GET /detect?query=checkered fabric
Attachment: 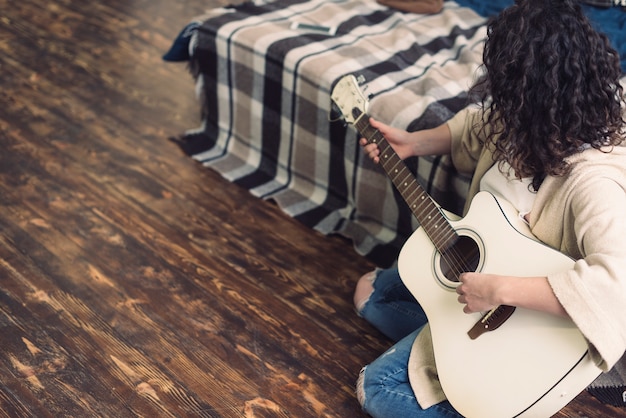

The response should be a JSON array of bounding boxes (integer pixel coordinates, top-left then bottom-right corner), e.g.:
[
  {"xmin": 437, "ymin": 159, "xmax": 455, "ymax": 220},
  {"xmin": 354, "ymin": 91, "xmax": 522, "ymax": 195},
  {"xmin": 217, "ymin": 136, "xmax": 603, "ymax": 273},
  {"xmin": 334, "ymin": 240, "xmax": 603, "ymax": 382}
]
[{"xmin": 178, "ymin": 0, "xmax": 486, "ymax": 266}]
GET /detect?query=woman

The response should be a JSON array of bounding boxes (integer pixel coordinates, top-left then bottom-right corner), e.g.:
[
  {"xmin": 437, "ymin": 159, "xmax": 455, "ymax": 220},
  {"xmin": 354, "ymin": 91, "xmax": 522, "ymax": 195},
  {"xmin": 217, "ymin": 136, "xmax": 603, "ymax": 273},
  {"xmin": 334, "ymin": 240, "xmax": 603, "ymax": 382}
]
[{"xmin": 354, "ymin": 0, "xmax": 626, "ymax": 416}]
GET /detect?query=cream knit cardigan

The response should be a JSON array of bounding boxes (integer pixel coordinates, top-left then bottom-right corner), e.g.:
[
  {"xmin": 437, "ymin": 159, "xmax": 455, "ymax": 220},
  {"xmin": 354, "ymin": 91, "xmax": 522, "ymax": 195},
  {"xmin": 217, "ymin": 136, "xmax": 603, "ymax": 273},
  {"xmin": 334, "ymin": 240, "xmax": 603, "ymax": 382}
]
[{"xmin": 408, "ymin": 107, "xmax": 626, "ymax": 408}]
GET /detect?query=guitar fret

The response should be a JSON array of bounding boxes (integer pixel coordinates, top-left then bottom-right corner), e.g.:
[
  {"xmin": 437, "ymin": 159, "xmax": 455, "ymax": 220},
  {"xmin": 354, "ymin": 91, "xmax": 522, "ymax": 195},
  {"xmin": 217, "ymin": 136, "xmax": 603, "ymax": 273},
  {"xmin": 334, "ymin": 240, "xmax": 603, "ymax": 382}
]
[
  {"xmin": 422, "ymin": 205, "xmax": 440, "ymax": 223},
  {"xmin": 429, "ymin": 221, "xmax": 449, "ymax": 243},
  {"xmin": 396, "ymin": 171, "xmax": 414, "ymax": 194},
  {"xmin": 408, "ymin": 190, "xmax": 433, "ymax": 217},
  {"xmin": 404, "ymin": 186, "xmax": 420, "ymax": 204},
  {"xmin": 388, "ymin": 158, "xmax": 400, "ymax": 175}
]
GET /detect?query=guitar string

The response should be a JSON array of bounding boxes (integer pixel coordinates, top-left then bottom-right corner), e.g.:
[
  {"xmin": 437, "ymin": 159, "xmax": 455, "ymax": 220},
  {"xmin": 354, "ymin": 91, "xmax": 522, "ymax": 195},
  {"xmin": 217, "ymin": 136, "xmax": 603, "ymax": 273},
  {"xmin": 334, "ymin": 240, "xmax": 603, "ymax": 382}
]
[
  {"xmin": 374, "ymin": 140, "xmax": 479, "ymax": 279},
  {"xmin": 356, "ymin": 116, "xmax": 477, "ymax": 280},
  {"xmin": 347, "ymin": 99, "xmax": 502, "ymax": 326}
]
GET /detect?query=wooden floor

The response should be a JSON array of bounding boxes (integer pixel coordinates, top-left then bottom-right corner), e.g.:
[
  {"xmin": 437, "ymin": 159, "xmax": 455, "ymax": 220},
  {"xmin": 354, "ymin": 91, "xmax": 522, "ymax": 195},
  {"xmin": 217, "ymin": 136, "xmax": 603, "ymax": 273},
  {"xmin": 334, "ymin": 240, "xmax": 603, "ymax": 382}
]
[{"xmin": 1, "ymin": 0, "xmax": 624, "ymax": 417}]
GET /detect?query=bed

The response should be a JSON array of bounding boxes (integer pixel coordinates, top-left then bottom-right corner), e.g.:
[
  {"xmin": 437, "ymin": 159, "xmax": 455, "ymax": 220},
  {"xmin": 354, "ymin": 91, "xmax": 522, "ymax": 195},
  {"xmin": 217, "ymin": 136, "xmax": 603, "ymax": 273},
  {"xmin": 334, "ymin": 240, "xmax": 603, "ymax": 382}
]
[{"xmin": 167, "ymin": 0, "xmax": 626, "ymax": 267}]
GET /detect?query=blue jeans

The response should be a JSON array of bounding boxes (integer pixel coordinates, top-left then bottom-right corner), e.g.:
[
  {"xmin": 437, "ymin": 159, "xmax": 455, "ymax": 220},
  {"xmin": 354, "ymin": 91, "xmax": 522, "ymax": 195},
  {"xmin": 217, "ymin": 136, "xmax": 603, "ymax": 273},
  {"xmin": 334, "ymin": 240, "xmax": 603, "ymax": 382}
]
[{"xmin": 357, "ymin": 268, "xmax": 461, "ymax": 418}]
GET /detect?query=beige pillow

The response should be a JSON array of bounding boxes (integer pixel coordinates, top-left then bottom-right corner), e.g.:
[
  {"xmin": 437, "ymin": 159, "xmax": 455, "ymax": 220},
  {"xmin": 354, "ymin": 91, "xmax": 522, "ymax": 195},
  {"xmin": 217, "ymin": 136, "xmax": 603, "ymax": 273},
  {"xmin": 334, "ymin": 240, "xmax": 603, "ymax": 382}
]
[{"xmin": 377, "ymin": 0, "xmax": 444, "ymax": 14}]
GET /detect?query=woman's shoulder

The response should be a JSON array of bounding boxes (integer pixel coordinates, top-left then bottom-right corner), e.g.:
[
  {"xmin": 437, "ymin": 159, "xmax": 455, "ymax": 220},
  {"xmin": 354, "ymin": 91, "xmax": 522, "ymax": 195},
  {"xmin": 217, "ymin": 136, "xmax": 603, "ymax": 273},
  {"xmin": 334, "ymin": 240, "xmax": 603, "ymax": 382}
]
[
  {"xmin": 539, "ymin": 146, "xmax": 626, "ymax": 202},
  {"xmin": 560, "ymin": 146, "xmax": 626, "ymax": 200},
  {"xmin": 567, "ymin": 144, "xmax": 626, "ymax": 169}
]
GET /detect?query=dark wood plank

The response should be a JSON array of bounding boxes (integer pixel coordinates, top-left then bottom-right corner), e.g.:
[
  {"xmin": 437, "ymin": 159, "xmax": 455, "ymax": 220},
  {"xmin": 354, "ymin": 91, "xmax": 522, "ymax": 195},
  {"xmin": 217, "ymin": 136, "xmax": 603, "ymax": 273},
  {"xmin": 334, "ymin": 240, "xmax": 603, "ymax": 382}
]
[
  {"xmin": 0, "ymin": 0, "xmax": 624, "ymax": 417},
  {"xmin": 0, "ymin": 1, "xmax": 388, "ymax": 416}
]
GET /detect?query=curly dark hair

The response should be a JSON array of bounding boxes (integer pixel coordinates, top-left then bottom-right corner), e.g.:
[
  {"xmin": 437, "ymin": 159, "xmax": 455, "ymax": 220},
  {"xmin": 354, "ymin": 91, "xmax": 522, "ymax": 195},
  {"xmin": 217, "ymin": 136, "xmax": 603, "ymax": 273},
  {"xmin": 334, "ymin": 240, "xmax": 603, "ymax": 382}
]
[{"xmin": 472, "ymin": 0, "xmax": 625, "ymax": 190}]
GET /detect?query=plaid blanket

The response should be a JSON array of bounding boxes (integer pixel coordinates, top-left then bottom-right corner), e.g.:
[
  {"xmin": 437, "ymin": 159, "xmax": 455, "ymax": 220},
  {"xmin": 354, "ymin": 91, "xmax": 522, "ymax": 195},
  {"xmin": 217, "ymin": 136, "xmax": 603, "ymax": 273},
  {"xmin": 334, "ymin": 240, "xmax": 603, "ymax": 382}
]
[{"xmin": 176, "ymin": 0, "xmax": 491, "ymax": 267}]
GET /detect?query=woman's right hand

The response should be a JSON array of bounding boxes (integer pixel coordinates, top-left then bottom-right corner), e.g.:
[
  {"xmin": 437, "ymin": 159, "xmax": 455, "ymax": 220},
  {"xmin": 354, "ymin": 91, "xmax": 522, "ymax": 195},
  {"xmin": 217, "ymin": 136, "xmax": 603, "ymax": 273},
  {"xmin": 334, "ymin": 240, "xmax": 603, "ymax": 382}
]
[{"xmin": 359, "ymin": 117, "xmax": 416, "ymax": 164}]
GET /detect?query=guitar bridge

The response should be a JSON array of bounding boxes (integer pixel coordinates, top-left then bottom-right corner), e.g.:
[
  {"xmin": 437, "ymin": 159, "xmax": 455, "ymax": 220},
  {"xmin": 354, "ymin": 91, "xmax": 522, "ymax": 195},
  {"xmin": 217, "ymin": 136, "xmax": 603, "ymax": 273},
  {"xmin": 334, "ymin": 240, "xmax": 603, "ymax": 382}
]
[{"xmin": 467, "ymin": 305, "xmax": 516, "ymax": 340}]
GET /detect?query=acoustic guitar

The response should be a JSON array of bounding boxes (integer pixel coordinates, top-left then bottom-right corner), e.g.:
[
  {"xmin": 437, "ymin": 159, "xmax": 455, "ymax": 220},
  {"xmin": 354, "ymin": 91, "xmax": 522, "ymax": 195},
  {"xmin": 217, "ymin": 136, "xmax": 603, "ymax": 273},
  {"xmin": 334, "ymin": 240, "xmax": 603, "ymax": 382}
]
[{"xmin": 331, "ymin": 74, "xmax": 601, "ymax": 418}]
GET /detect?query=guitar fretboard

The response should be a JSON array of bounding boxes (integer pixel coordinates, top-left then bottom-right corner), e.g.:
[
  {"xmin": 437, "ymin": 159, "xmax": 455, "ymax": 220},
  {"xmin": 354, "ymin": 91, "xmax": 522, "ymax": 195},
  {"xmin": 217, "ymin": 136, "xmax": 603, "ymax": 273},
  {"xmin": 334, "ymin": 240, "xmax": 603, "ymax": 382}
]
[{"xmin": 353, "ymin": 110, "xmax": 458, "ymax": 253}]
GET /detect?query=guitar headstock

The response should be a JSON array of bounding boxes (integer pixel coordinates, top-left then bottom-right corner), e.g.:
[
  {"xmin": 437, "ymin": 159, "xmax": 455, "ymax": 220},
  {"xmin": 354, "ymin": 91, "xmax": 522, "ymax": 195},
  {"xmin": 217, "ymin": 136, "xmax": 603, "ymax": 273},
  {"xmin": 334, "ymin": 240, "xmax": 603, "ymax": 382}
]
[{"xmin": 331, "ymin": 75, "xmax": 369, "ymax": 125}]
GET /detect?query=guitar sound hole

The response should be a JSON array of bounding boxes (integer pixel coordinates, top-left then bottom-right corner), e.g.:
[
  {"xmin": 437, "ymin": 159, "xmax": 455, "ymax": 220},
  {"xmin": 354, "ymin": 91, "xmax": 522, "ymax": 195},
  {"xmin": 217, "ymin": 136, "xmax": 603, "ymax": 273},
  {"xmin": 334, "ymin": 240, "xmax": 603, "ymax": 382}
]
[{"xmin": 439, "ymin": 235, "xmax": 481, "ymax": 283}]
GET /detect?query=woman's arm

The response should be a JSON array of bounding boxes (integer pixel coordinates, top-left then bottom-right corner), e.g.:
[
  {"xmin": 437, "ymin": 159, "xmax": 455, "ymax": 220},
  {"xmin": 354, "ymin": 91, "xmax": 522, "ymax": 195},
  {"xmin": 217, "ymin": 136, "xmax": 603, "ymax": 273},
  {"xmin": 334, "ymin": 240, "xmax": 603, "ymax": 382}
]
[
  {"xmin": 456, "ymin": 273, "xmax": 568, "ymax": 317},
  {"xmin": 360, "ymin": 118, "xmax": 452, "ymax": 163}
]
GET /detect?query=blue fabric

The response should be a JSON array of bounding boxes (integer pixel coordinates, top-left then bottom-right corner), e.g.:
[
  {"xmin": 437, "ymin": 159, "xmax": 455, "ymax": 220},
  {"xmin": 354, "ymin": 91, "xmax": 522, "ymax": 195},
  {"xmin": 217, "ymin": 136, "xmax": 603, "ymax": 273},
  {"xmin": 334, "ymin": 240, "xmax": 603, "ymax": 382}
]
[
  {"xmin": 582, "ymin": 4, "xmax": 626, "ymax": 72},
  {"xmin": 162, "ymin": 21, "xmax": 201, "ymax": 61},
  {"xmin": 454, "ymin": 0, "xmax": 626, "ymax": 73},
  {"xmin": 357, "ymin": 268, "xmax": 427, "ymax": 342},
  {"xmin": 359, "ymin": 328, "xmax": 462, "ymax": 418},
  {"xmin": 357, "ymin": 270, "xmax": 462, "ymax": 417}
]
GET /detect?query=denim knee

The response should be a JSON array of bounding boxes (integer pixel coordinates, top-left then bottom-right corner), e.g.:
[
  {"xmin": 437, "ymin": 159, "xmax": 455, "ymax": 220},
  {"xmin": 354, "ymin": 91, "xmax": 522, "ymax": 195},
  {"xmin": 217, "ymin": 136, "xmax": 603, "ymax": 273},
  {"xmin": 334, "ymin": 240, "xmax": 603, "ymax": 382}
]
[
  {"xmin": 357, "ymin": 268, "xmax": 427, "ymax": 342},
  {"xmin": 356, "ymin": 331, "xmax": 420, "ymax": 417},
  {"xmin": 357, "ymin": 356, "xmax": 461, "ymax": 418}
]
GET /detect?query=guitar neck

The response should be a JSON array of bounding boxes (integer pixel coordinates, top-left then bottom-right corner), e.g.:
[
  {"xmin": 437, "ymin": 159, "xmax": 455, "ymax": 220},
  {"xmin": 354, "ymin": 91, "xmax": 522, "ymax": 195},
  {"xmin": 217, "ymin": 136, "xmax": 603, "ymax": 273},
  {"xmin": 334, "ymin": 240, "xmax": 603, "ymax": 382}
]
[{"xmin": 353, "ymin": 112, "xmax": 457, "ymax": 253}]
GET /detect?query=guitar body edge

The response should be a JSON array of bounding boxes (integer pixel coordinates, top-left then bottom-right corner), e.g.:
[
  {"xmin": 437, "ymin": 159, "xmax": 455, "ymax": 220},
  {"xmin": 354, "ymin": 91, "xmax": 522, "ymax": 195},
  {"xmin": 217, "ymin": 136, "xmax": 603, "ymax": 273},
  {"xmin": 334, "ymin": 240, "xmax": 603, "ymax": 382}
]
[{"xmin": 398, "ymin": 191, "xmax": 601, "ymax": 418}]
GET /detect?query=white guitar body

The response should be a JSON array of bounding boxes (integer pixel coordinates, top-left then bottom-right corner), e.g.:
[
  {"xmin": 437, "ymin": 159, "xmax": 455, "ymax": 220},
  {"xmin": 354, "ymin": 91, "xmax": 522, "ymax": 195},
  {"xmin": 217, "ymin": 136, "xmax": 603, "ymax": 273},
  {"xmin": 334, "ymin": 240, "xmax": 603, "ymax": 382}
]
[{"xmin": 398, "ymin": 191, "xmax": 601, "ymax": 418}]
